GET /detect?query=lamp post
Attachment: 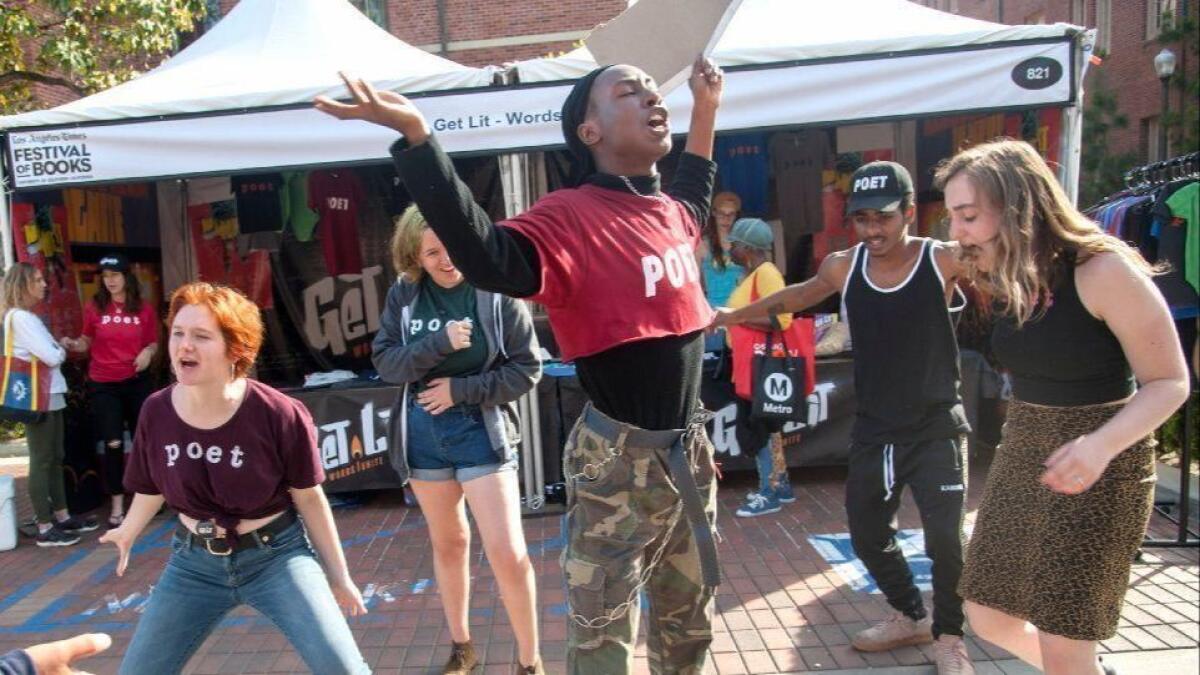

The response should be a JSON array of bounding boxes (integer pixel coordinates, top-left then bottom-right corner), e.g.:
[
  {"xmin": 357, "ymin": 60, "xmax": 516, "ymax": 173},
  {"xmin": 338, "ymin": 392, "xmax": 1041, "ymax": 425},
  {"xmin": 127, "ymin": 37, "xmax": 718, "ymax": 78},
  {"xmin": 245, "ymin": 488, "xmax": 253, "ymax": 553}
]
[{"xmin": 1154, "ymin": 47, "xmax": 1177, "ymax": 161}]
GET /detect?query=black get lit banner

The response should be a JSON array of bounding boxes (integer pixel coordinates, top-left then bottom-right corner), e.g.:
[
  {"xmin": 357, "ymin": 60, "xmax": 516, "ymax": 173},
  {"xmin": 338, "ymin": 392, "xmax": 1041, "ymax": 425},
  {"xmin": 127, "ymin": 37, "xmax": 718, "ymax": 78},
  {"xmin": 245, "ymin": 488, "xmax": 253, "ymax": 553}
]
[{"xmin": 290, "ymin": 385, "xmax": 402, "ymax": 494}]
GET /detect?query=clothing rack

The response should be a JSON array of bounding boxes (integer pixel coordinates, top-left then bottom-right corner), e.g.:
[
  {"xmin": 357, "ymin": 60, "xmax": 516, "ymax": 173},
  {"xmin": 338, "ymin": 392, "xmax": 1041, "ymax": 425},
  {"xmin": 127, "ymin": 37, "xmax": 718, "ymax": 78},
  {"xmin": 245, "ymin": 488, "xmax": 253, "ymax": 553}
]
[
  {"xmin": 1123, "ymin": 151, "xmax": 1200, "ymax": 191},
  {"xmin": 1126, "ymin": 152, "xmax": 1200, "ymax": 550}
]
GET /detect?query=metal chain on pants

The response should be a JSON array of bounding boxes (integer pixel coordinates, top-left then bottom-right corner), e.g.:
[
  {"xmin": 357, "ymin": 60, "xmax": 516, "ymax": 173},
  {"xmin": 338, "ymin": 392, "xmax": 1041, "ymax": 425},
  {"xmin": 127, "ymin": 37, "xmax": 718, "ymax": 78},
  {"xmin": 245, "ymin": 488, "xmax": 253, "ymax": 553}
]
[{"xmin": 565, "ymin": 418, "xmax": 709, "ymax": 630}]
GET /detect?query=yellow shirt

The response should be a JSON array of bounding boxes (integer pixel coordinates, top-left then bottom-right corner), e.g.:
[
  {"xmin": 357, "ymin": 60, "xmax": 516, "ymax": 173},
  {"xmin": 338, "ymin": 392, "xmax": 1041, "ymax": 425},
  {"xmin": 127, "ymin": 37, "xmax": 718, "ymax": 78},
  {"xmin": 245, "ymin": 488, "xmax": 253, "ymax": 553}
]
[{"xmin": 726, "ymin": 262, "xmax": 792, "ymax": 343}]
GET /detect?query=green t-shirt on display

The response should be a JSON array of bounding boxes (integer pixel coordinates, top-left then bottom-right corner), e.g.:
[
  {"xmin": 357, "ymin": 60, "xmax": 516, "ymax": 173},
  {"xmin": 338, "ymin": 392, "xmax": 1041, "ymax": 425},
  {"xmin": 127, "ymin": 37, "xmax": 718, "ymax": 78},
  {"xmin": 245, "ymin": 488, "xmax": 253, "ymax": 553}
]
[
  {"xmin": 406, "ymin": 278, "xmax": 489, "ymax": 380},
  {"xmin": 1166, "ymin": 182, "xmax": 1198, "ymax": 294},
  {"xmin": 282, "ymin": 170, "xmax": 320, "ymax": 242}
]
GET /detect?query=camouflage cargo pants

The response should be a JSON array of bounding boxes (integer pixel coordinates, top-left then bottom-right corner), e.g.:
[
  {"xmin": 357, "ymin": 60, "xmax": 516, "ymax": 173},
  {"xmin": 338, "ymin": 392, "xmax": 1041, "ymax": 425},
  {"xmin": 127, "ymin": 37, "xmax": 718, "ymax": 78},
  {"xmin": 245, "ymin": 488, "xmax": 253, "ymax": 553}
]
[{"xmin": 562, "ymin": 405, "xmax": 718, "ymax": 675}]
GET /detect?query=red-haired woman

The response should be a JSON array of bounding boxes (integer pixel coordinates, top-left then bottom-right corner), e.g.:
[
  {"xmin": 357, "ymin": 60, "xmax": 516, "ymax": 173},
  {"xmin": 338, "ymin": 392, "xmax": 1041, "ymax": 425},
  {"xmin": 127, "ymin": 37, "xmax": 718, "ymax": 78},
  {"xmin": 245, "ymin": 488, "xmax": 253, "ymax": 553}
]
[{"xmin": 99, "ymin": 282, "xmax": 369, "ymax": 675}]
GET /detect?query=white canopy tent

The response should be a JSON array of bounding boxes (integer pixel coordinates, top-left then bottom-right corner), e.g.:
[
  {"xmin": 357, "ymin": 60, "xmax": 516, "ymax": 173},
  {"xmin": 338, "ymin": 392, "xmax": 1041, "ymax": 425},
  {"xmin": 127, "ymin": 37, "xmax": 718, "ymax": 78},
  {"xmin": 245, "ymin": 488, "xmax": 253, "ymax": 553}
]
[
  {"xmin": 508, "ymin": 0, "xmax": 1092, "ymax": 199},
  {"xmin": 0, "ymin": 0, "xmax": 1095, "ymax": 265},
  {"xmin": 0, "ymin": 0, "xmax": 505, "ymax": 265}
]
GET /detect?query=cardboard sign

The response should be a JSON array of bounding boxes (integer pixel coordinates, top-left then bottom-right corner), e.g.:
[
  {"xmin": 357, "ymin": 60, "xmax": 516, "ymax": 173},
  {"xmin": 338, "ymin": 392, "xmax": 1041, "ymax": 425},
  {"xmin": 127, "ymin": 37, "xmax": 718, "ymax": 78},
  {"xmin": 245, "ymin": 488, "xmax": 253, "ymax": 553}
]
[{"xmin": 585, "ymin": 0, "xmax": 742, "ymax": 94}]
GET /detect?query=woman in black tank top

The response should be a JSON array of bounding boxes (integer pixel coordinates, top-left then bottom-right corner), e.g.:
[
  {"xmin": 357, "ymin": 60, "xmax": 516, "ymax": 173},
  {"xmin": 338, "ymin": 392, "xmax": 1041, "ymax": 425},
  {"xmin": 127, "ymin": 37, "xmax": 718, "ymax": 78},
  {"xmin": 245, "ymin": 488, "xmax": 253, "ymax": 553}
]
[{"xmin": 937, "ymin": 140, "xmax": 1189, "ymax": 675}]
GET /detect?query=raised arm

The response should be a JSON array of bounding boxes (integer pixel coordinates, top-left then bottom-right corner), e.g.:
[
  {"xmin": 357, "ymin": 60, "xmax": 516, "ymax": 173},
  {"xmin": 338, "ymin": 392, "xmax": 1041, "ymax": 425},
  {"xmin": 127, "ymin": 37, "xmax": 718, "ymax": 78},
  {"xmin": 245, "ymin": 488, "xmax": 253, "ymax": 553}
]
[
  {"xmin": 315, "ymin": 74, "xmax": 540, "ymax": 297},
  {"xmin": 667, "ymin": 56, "xmax": 722, "ymax": 224},
  {"xmin": 714, "ymin": 251, "xmax": 851, "ymax": 327}
]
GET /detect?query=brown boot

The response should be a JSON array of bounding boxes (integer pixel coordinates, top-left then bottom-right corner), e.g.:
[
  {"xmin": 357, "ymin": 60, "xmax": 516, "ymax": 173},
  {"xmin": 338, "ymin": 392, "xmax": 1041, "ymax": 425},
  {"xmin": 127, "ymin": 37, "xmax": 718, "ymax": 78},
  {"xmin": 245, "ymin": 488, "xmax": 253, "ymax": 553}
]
[
  {"xmin": 443, "ymin": 641, "xmax": 478, "ymax": 674},
  {"xmin": 515, "ymin": 658, "xmax": 544, "ymax": 675}
]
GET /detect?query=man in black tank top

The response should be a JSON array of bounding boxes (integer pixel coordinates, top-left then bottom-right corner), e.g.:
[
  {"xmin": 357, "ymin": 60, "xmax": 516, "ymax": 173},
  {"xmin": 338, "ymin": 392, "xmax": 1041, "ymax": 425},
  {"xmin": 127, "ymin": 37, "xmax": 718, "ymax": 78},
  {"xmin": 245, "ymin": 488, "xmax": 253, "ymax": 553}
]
[{"xmin": 715, "ymin": 162, "xmax": 975, "ymax": 675}]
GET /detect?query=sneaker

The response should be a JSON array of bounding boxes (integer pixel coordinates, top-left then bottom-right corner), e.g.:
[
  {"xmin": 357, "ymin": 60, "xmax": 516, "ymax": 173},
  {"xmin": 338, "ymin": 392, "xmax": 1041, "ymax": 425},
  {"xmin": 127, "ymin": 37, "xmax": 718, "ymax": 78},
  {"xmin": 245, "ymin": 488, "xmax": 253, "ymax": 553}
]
[
  {"xmin": 932, "ymin": 634, "xmax": 975, "ymax": 675},
  {"xmin": 443, "ymin": 641, "xmax": 478, "ymax": 674},
  {"xmin": 514, "ymin": 659, "xmax": 544, "ymax": 674},
  {"xmin": 774, "ymin": 479, "xmax": 796, "ymax": 503},
  {"xmin": 851, "ymin": 610, "xmax": 933, "ymax": 652},
  {"xmin": 736, "ymin": 490, "xmax": 782, "ymax": 517},
  {"xmin": 56, "ymin": 516, "xmax": 98, "ymax": 533},
  {"xmin": 36, "ymin": 525, "xmax": 81, "ymax": 547}
]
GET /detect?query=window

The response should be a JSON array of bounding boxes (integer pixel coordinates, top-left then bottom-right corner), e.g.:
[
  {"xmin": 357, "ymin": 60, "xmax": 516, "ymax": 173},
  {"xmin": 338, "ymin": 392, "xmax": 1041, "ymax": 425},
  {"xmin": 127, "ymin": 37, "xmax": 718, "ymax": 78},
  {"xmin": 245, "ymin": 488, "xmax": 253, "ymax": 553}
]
[
  {"xmin": 1146, "ymin": 0, "xmax": 1177, "ymax": 41},
  {"xmin": 350, "ymin": 0, "xmax": 388, "ymax": 30},
  {"xmin": 1142, "ymin": 116, "xmax": 1173, "ymax": 162},
  {"xmin": 1096, "ymin": 0, "xmax": 1112, "ymax": 53}
]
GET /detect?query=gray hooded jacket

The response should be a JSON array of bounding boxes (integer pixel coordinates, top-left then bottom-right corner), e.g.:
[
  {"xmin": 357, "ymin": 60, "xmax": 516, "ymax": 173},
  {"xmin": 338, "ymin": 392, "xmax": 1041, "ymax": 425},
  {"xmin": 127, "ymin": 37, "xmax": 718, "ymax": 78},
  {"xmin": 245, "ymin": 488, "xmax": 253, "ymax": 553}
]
[{"xmin": 372, "ymin": 279, "xmax": 541, "ymax": 485}]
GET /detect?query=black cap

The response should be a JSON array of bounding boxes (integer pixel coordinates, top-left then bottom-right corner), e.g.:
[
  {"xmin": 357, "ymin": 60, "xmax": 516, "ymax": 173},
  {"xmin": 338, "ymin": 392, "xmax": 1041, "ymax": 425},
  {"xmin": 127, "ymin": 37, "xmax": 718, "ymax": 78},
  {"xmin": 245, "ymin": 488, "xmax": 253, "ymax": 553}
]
[
  {"xmin": 846, "ymin": 161, "xmax": 914, "ymax": 213},
  {"xmin": 97, "ymin": 253, "xmax": 129, "ymax": 273}
]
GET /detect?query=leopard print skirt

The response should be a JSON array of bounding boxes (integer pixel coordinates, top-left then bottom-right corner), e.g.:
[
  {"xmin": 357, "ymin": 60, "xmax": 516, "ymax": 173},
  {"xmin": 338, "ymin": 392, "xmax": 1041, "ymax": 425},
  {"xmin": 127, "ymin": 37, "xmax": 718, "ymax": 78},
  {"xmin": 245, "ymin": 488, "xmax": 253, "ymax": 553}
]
[{"xmin": 959, "ymin": 399, "xmax": 1155, "ymax": 641}]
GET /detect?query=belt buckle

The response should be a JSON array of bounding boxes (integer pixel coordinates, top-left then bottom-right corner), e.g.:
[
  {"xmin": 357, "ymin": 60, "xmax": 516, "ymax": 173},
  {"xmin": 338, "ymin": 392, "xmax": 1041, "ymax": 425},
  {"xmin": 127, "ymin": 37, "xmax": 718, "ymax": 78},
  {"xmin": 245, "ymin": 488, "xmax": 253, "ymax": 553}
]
[
  {"xmin": 196, "ymin": 520, "xmax": 232, "ymax": 556},
  {"xmin": 203, "ymin": 537, "xmax": 233, "ymax": 556}
]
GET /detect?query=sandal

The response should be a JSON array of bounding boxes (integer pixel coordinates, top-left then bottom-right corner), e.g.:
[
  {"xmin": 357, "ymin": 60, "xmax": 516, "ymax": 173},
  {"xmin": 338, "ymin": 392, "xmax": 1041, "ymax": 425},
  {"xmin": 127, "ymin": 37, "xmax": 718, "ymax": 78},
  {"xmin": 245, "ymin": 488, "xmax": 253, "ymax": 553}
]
[{"xmin": 107, "ymin": 513, "xmax": 125, "ymax": 528}]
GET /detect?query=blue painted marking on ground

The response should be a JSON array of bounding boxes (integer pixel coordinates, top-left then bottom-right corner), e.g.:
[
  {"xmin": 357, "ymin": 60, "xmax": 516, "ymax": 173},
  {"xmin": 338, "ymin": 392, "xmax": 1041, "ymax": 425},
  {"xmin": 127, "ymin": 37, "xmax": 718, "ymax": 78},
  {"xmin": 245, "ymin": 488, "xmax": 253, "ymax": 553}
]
[
  {"xmin": 0, "ymin": 548, "xmax": 91, "ymax": 613},
  {"xmin": 807, "ymin": 529, "xmax": 934, "ymax": 593},
  {"xmin": 0, "ymin": 511, "xmax": 553, "ymax": 635}
]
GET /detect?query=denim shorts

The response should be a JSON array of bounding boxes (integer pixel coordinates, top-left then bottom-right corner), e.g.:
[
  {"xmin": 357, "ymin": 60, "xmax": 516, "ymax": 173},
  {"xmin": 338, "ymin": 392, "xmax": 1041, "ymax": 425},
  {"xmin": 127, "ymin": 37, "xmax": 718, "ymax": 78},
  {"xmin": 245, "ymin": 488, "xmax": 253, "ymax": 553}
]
[{"xmin": 406, "ymin": 399, "xmax": 516, "ymax": 482}]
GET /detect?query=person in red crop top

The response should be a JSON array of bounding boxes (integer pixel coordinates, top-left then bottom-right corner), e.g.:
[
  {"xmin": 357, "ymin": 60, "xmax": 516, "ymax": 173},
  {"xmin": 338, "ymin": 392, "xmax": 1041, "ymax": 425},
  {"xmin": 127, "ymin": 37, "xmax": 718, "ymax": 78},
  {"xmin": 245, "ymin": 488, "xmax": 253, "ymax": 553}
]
[
  {"xmin": 98, "ymin": 283, "xmax": 368, "ymax": 675},
  {"xmin": 317, "ymin": 57, "xmax": 724, "ymax": 674},
  {"xmin": 62, "ymin": 253, "xmax": 158, "ymax": 528}
]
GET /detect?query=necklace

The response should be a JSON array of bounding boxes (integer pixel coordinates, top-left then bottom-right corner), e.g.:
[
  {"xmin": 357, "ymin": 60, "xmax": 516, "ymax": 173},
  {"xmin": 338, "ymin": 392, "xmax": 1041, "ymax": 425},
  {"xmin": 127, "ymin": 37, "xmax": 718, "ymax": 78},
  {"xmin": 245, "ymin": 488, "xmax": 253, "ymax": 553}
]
[{"xmin": 618, "ymin": 175, "xmax": 664, "ymax": 200}]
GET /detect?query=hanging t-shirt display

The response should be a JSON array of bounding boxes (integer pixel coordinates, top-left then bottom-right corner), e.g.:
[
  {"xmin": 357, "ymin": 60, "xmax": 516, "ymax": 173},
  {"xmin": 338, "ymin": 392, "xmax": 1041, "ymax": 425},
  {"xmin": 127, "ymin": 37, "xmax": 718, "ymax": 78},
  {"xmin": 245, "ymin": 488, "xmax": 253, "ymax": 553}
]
[
  {"xmin": 308, "ymin": 170, "xmax": 365, "ymax": 276},
  {"xmin": 282, "ymin": 171, "xmax": 320, "ymax": 242},
  {"xmin": 1150, "ymin": 180, "xmax": 1199, "ymax": 318},
  {"xmin": 189, "ymin": 201, "xmax": 274, "ymax": 310},
  {"xmin": 232, "ymin": 174, "xmax": 284, "ymax": 233},
  {"xmin": 1166, "ymin": 182, "xmax": 1198, "ymax": 294},
  {"xmin": 770, "ymin": 130, "xmax": 832, "ymax": 235},
  {"xmin": 715, "ymin": 133, "xmax": 769, "ymax": 216},
  {"xmin": 406, "ymin": 278, "xmax": 488, "ymax": 381}
]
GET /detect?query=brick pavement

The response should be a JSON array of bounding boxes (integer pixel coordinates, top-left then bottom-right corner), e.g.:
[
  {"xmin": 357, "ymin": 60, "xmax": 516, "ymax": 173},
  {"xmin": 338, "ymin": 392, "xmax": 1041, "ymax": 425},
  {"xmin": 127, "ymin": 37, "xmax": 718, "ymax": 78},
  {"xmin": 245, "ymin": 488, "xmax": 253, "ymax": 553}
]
[{"xmin": 0, "ymin": 456, "xmax": 1196, "ymax": 674}]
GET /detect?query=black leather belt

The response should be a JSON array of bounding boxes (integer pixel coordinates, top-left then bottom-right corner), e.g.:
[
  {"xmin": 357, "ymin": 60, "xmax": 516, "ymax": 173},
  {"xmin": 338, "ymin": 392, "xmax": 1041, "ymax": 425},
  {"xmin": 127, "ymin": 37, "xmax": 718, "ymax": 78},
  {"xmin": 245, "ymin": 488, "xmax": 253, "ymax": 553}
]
[{"xmin": 176, "ymin": 510, "xmax": 298, "ymax": 556}]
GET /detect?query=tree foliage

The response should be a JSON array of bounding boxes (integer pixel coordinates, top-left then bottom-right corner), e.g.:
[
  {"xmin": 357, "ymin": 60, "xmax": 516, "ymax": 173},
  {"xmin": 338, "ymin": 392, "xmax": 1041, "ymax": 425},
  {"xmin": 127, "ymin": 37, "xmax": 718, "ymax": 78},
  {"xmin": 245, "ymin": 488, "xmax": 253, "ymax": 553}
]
[
  {"xmin": 1079, "ymin": 73, "xmax": 1137, "ymax": 208},
  {"xmin": 0, "ymin": 0, "xmax": 207, "ymax": 113}
]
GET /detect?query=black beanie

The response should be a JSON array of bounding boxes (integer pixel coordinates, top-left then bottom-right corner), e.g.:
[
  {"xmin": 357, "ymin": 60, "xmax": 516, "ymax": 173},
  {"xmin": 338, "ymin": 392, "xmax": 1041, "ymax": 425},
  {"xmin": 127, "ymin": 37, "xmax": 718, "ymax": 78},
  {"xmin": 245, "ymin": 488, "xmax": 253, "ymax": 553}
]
[{"xmin": 560, "ymin": 65, "xmax": 614, "ymax": 187}]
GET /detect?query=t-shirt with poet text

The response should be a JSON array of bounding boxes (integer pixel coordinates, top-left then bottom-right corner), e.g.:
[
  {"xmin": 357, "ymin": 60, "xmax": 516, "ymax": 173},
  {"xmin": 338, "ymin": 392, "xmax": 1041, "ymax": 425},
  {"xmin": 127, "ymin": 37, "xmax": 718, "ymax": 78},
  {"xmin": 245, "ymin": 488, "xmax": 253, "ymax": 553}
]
[
  {"xmin": 81, "ymin": 301, "xmax": 158, "ymax": 383},
  {"xmin": 123, "ymin": 379, "xmax": 324, "ymax": 536}
]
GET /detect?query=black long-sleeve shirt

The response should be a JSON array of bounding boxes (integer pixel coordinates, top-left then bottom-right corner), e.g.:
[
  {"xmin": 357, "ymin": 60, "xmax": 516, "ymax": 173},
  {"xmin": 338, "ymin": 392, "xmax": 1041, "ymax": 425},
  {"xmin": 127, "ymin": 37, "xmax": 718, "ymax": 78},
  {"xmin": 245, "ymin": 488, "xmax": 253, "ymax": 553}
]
[{"xmin": 391, "ymin": 136, "xmax": 716, "ymax": 429}]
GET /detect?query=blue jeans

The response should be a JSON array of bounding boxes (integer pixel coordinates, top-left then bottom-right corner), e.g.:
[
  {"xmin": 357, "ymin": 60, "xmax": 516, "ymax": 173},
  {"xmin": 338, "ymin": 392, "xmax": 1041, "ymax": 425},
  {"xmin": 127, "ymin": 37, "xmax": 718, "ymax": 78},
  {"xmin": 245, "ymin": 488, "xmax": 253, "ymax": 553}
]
[
  {"xmin": 406, "ymin": 399, "xmax": 514, "ymax": 482},
  {"xmin": 119, "ymin": 519, "xmax": 369, "ymax": 675}
]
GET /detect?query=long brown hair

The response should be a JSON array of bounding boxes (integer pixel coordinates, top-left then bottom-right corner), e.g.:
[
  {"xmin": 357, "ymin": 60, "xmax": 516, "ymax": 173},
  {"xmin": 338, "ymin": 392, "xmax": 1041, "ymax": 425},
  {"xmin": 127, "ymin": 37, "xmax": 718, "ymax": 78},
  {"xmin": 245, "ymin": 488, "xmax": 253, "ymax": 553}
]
[
  {"xmin": 94, "ymin": 268, "xmax": 143, "ymax": 314},
  {"xmin": 1, "ymin": 262, "xmax": 41, "ymax": 312},
  {"xmin": 934, "ymin": 139, "xmax": 1155, "ymax": 326}
]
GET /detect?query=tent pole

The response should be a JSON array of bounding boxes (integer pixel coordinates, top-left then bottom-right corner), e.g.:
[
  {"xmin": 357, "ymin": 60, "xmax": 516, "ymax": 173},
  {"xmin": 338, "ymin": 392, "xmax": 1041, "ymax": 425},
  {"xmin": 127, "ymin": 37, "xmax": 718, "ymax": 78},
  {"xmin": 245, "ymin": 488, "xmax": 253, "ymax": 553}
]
[
  {"xmin": 1061, "ymin": 29, "xmax": 1097, "ymax": 205},
  {"xmin": 0, "ymin": 149, "xmax": 13, "ymax": 270}
]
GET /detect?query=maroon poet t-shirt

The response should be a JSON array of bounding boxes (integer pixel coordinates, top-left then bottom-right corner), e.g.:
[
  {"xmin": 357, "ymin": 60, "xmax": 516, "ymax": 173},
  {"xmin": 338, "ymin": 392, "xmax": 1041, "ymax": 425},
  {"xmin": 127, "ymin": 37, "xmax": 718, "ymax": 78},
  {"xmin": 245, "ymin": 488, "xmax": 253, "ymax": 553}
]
[{"xmin": 124, "ymin": 380, "xmax": 324, "ymax": 533}]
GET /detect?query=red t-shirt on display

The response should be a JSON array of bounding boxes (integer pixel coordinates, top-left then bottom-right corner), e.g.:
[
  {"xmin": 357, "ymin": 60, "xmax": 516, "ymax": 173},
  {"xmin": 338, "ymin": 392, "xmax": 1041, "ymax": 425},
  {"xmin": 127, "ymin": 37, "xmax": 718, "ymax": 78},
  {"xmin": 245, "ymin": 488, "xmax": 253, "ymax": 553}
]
[
  {"xmin": 503, "ymin": 185, "xmax": 713, "ymax": 361},
  {"xmin": 307, "ymin": 170, "xmax": 365, "ymax": 276},
  {"xmin": 123, "ymin": 379, "xmax": 325, "ymax": 534},
  {"xmin": 82, "ymin": 301, "xmax": 158, "ymax": 383}
]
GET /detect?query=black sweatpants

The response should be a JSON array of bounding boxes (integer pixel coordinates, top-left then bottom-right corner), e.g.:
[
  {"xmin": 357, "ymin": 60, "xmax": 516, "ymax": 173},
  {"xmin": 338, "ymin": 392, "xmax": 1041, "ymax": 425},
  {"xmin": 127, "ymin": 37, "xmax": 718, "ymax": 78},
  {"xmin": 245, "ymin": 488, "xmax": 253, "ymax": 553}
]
[
  {"xmin": 88, "ymin": 372, "xmax": 152, "ymax": 496},
  {"xmin": 845, "ymin": 436, "xmax": 967, "ymax": 638}
]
